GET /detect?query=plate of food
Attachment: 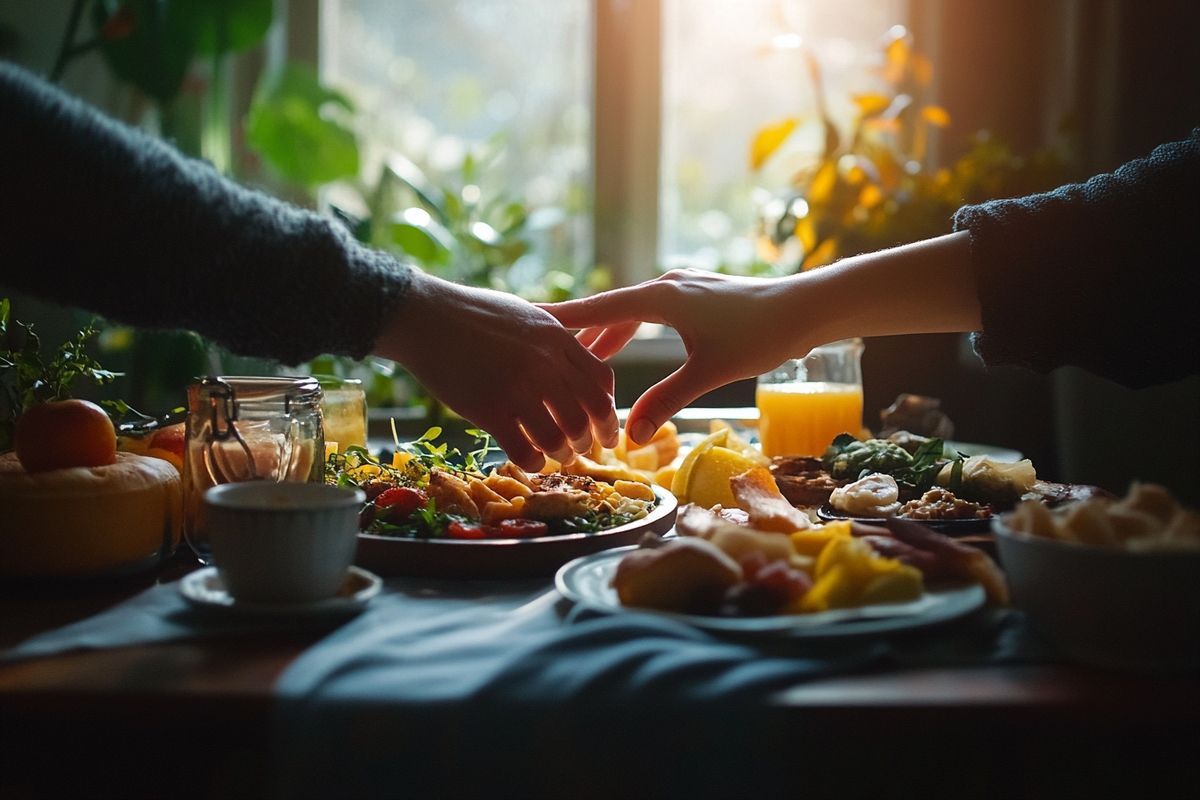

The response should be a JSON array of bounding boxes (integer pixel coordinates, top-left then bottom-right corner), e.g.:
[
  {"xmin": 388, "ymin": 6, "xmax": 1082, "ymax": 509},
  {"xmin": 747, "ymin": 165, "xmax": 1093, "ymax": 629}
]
[
  {"xmin": 555, "ymin": 466, "xmax": 1007, "ymax": 638},
  {"xmin": 330, "ymin": 429, "xmax": 678, "ymax": 578},
  {"xmin": 556, "ymin": 546, "xmax": 986, "ymax": 638}
]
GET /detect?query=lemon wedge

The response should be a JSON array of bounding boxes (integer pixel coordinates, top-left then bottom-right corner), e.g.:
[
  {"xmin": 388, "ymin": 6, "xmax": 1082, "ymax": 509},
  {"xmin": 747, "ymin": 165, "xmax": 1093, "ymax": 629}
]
[{"xmin": 671, "ymin": 429, "xmax": 761, "ymax": 508}]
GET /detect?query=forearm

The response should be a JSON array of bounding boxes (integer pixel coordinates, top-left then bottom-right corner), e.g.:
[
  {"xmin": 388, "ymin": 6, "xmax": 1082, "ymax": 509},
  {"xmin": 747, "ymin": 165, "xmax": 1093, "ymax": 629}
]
[
  {"xmin": 776, "ymin": 231, "xmax": 979, "ymax": 350},
  {"xmin": 0, "ymin": 62, "xmax": 409, "ymax": 364}
]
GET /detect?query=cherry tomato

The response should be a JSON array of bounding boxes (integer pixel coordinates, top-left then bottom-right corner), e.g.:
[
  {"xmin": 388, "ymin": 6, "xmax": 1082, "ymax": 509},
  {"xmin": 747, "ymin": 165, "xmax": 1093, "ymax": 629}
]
[
  {"xmin": 495, "ymin": 519, "xmax": 549, "ymax": 539},
  {"xmin": 447, "ymin": 522, "xmax": 487, "ymax": 540},
  {"xmin": 375, "ymin": 487, "xmax": 427, "ymax": 520}
]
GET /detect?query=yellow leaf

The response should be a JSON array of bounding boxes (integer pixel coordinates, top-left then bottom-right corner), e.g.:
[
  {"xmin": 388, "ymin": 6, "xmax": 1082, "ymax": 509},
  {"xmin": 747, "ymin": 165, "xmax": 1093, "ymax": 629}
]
[
  {"xmin": 806, "ymin": 160, "xmax": 838, "ymax": 203},
  {"xmin": 749, "ymin": 117, "xmax": 799, "ymax": 170},
  {"xmin": 852, "ymin": 92, "xmax": 891, "ymax": 117},
  {"xmin": 801, "ymin": 237, "xmax": 838, "ymax": 270},
  {"xmin": 921, "ymin": 104, "xmax": 951, "ymax": 128},
  {"xmin": 858, "ymin": 183, "xmax": 884, "ymax": 209},
  {"xmin": 884, "ymin": 35, "xmax": 909, "ymax": 84},
  {"xmin": 794, "ymin": 216, "xmax": 817, "ymax": 253}
]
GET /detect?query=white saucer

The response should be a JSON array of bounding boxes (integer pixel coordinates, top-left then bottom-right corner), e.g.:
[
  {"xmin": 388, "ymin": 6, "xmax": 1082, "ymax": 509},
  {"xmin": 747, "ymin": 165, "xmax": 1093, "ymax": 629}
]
[{"xmin": 179, "ymin": 566, "xmax": 382, "ymax": 617}]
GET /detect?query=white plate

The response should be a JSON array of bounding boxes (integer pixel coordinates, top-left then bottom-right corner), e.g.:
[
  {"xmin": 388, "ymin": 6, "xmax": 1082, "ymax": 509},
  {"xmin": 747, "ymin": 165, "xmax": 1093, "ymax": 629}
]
[
  {"xmin": 555, "ymin": 546, "xmax": 986, "ymax": 638},
  {"xmin": 179, "ymin": 566, "xmax": 382, "ymax": 617}
]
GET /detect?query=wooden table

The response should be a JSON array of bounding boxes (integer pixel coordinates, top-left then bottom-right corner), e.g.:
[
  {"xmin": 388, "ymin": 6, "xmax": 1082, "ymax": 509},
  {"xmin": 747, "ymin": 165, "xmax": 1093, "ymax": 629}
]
[{"xmin": 2, "ymin": 555, "xmax": 1197, "ymax": 799}]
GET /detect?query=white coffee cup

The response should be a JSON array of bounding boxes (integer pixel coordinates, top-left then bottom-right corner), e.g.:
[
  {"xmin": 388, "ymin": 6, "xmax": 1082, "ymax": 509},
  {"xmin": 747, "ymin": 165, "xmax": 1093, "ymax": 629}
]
[{"xmin": 203, "ymin": 482, "xmax": 365, "ymax": 603}]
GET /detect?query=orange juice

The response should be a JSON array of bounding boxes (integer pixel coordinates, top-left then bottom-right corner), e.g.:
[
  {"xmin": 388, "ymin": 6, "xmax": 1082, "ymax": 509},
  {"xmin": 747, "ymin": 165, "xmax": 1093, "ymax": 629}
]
[{"xmin": 756, "ymin": 381, "xmax": 863, "ymax": 457}]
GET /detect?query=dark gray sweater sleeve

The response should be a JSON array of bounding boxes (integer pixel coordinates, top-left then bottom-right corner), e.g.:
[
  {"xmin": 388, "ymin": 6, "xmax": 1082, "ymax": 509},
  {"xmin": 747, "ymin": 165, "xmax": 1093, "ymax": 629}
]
[
  {"xmin": 0, "ymin": 61, "xmax": 412, "ymax": 365},
  {"xmin": 952, "ymin": 128, "xmax": 1200, "ymax": 388}
]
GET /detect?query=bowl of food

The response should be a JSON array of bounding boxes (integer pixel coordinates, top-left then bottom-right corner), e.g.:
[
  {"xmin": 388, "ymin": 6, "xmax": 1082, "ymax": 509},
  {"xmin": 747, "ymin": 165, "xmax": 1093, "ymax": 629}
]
[{"xmin": 993, "ymin": 483, "xmax": 1200, "ymax": 673}]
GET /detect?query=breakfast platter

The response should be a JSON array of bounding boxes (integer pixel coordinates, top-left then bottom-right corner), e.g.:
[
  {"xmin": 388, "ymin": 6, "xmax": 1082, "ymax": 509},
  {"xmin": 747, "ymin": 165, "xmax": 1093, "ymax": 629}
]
[
  {"xmin": 556, "ymin": 546, "xmax": 986, "ymax": 638},
  {"xmin": 356, "ymin": 485, "xmax": 677, "ymax": 578}
]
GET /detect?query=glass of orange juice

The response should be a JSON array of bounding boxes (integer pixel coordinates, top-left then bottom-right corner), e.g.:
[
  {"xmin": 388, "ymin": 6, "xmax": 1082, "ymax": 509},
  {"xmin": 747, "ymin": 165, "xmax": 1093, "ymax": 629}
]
[{"xmin": 756, "ymin": 339, "xmax": 864, "ymax": 457}]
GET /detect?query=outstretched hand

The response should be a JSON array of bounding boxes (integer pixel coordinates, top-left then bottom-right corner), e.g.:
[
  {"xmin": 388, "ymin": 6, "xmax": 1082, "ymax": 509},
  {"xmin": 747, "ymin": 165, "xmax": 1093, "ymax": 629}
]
[
  {"xmin": 375, "ymin": 273, "xmax": 620, "ymax": 472},
  {"xmin": 541, "ymin": 269, "xmax": 816, "ymax": 446}
]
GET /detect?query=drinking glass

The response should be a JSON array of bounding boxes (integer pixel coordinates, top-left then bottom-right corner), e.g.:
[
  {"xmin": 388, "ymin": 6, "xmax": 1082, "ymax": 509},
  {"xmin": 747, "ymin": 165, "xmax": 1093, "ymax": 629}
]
[
  {"xmin": 756, "ymin": 339, "xmax": 864, "ymax": 457},
  {"xmin": 316, "ymin": 376, "xmax": 368, "ymax": 453}
]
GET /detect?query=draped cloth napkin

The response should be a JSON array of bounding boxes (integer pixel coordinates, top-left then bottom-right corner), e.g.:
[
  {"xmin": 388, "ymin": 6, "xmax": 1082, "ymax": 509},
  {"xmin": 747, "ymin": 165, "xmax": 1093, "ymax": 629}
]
[{"xmin": 269, "ymin": 582, "xmax": 1045, "ymax": 799}]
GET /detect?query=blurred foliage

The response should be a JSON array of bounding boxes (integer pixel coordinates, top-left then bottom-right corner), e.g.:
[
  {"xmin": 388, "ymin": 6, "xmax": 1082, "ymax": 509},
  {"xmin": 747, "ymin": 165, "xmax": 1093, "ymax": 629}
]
[
  {"xmin": 44, "ymin": 1, "xmax": 277, "ymax": 413},
  {"xmin": 247, "ymin": 64, "xmax": 601, "ymax": 409},
  {"xmin": 748, "ymin": 27, "xmax": 1076, "ymax": 273},
  {"xmin": 84, "ymin": 0, "xmax": 271, "ymax": 102}
]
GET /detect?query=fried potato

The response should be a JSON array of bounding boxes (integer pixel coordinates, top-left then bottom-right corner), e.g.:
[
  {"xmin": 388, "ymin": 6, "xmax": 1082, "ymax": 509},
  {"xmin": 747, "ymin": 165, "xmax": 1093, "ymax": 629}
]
[
  {"xmin": 468, "ymin": 478, "xmax": 507, "ymax": 510},
  {"xmin": 613, "ymin": 480, "xmax": 655, "ymax": 502},
  {"xmin": 484, "ymin": 473, "xmax": 533, "ymax": 500},
  {"xmin": 482, "ymin": 496, "xmax": 526, "ymax": 525}
]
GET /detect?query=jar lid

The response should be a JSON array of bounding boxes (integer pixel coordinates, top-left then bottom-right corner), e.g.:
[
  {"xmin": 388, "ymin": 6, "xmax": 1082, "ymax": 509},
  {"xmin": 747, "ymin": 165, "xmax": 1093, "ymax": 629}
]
[{"xmin": 189, "ymin": 375, "xmax": 322, "ymax": 406}]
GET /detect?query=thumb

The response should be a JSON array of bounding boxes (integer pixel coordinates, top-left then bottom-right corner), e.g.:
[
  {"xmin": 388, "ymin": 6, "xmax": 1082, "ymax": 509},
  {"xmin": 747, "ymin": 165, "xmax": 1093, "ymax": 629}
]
[{"xmin": 625, "ymin": 360, "xmax": 719, "ymax": 446}]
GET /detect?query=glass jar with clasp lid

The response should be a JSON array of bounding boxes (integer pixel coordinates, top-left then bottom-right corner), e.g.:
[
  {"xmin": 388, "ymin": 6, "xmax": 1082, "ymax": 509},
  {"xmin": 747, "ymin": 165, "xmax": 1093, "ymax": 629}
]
[{"xmin": 182, "ymin": 376, "xmax": 325, "ymax": 563}]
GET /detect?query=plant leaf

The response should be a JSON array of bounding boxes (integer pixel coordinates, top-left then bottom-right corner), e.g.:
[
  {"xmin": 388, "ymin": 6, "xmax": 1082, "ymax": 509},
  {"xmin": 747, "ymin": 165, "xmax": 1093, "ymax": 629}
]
[
  {"xmin": 921, "ymin": 104, "xmax": 951, "ymax": 128},
  {"xmin": 749, "ymin": 117, "xmax": 799, "ymax": 170},
  {"xmin": 179, "ymin": 0, "xmax": 273, "ymax": 55},
  {"xmin": 246, "ymin": 64, "xmax": 359, "ymax": 189}
]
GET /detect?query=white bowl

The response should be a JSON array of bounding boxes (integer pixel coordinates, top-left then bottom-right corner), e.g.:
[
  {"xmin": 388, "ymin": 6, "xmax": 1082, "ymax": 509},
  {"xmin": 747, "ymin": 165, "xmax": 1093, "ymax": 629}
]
[
  {"xmin": 993, "ymin": 518, "xmax": 1200, "ymax": 673},
  {"xmin": 203, "ymin": 482, "xmax": 365, "ymax": 603}
]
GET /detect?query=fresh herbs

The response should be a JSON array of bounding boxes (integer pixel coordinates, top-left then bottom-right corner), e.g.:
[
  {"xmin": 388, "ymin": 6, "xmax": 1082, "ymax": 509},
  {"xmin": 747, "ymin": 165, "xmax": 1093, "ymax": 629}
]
[
  {"xmin": 552, "ymin": 511, "xmax": 638, "ymax": 536},
  {"xmin": 389, "ymin": 424, "xmax": 497, "ymax": 478},
  {"xmin": 1, "ymin": 299, "xmax": 122, "ymax": 451},
  {"xmin": 367, "ymin": 499, "xmax": 468, "ymax": 540},
  {"xmin": 822, "ymin": 433, "xmax": 958, "ymax": 493}
]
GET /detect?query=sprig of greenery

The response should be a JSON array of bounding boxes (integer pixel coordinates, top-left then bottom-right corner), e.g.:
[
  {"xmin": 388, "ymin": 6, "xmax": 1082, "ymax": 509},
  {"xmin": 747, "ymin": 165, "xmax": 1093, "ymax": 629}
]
[
  {"xmin": 1, "ymin": 300, "xmax": 123, "ymax": 450},
  {"xmin": 822, "ymin": 433, "xmax": 958, "ymax": 493}
]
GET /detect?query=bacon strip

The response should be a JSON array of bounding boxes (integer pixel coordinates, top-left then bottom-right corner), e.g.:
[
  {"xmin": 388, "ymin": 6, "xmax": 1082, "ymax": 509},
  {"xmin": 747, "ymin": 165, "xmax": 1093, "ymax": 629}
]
[{"xmin": 884, "ymin": 517, "xmax": 1010, "ymax": 606}]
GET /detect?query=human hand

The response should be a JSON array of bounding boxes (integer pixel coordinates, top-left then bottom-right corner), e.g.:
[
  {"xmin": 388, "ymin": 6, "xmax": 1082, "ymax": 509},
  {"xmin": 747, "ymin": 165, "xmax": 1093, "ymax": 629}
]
[
  {"xmin": 542, "ymin": 269, "xmax": 816, "ymax": 446},
  {"xmin": 374, "ymin": 273, "xmax": 620, "ymax": 472}
]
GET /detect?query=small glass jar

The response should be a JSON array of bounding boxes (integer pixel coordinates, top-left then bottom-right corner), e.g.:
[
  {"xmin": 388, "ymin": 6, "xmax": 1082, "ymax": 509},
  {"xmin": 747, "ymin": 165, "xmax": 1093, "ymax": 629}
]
[
  {"xmin": 182, "ymin": 376, "xmax": 324, "ymax": 562},
  {"xmin": 756, "ymin": 339, "xmax": 865, "ymax": 457}
]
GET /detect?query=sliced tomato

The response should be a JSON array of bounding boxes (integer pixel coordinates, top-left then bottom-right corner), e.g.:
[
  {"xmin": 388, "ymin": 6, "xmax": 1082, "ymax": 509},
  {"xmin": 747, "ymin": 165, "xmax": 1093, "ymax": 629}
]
[
  {"xmin": 495, "ymin": 519, "xmax": 549, "ymax": 539},
  {"xmin": 375, "ymin": 487, "xmax": 427, "ymax": 520},
  {"xmin": 447, "ymin": 521, "xmax": 487, "ymax": 540}
]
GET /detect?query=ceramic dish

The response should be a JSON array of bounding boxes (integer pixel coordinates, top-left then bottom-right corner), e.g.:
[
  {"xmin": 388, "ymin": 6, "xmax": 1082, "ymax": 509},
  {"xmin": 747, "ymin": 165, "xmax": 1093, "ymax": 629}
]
[
  {"xmin": 179, "ymin": 565, "xmax": 382, "ymax": 617},
  {"xmin": 555, "ymin": 545, "xmax": 985, "ymax": 638},
  {"xmin": 355, "ymin": 484, "xmax": 678, "ymax": 579},
  {"xmin": 815, "ymin": 503, "xmax": 994, "ymax": 534},
  {"xmin": 994, "ymin": 518, "xmax": 1200, "ymax": 673}
]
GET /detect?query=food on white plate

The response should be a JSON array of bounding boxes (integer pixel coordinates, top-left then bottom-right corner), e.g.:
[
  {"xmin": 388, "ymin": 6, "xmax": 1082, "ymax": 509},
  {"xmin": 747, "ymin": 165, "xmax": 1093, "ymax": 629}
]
[
  {"xmin": 329, "ymin": 429, "xmax": 656, "ymax": 541},
  {"xmin": 769, "ymin": 455, "xmax": 845, "ymax": 506},
  {"xmin": 0, "ymin": 450, "xmax": 182, "ymax": 577},
  {"xmin": 898, "ymin": 488, "xmax": 990, "ymax": 521},
  {"xmin": 669, "ymin": 426, "xmax": 769, "ymax": 509},
  {"xmin": 612, "ymin": 536, "xmax": 742, "ymax": 613},
  {"xmin": 830, "ymin": 473, "xmax": 903, "ymax": 517},
  {"xmin": 876, "ymin": 517, "xmax": 1009, "ymax": 605},
  {"xmin": 1003, "ymin": 482, "xmax": 1200, "ymax": 552},
  {"xmin": 823, "ymin": 433, "xmax": 951, "ymax": 497},
  {"xmin": 675, "ymin": 503, "xmax": 809, "ymax": 569},
  {"xmin": 937, "ymin": 455, "xmax": 1037, "ymax": 505},
  {"xmin": 614, "ymin": 467, "xmax": 1007, "ymax": 617},
  {"xmin": 728, "ymin": 467, "xmax": 812, "ymax": 532}
]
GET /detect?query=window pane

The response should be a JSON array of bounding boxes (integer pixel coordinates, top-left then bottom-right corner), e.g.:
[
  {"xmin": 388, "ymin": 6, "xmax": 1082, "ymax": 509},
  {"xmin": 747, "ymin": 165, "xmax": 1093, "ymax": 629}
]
[
  {"xmin": 661, "ymin": 0, "xmax": 907, "ymax": 272},
  {"xmin": 321, "ymin": 0, "xmax": 591, "ymax": 295}
]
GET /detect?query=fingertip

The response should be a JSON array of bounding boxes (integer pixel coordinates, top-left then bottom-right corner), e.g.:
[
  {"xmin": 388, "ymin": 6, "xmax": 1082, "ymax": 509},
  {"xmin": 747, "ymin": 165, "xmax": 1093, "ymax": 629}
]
[{"xmin": 628, "ymin": 418, "xmax": 657, "ymax": 448}]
